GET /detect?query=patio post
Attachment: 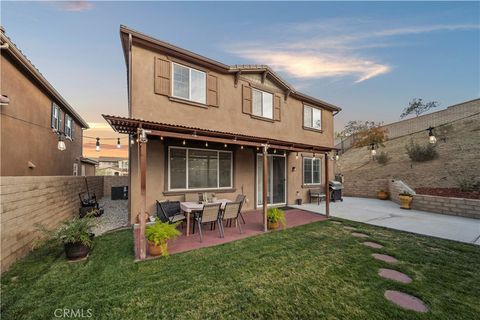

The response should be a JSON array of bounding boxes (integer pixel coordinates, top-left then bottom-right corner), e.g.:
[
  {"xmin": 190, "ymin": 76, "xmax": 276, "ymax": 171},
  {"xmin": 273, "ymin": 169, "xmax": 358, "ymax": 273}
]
[
  {"xmin": 262, "ymin": 144, "xmax": 268, "ymax": 232},
  {"xmin": 138, "ymin": 128, "xmax": 148, "ymax": 260},
  {"xmin": 324, "ymin": 153, "xmax": 330, "ymax": 218}
]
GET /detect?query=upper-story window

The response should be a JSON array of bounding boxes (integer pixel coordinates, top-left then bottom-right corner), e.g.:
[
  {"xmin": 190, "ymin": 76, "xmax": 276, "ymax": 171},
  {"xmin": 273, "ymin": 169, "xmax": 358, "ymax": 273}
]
[
  {"xmin": 65, "ymin": 114, "xmax": 73, "ymax": 139},
  {"xmin": 51, "ymin": 103, "xmax": 62, "ymax": 131},
  {"xmin": 304, "ymin": 105, "xmax": 322, "ymax": 130},
  {"xmin": 172, "ymin": 62, "xmax": 206, "ymax": 104},
  {"xmin": 252, "ymin": 88, "xmax": 273, "ymax": 119}
]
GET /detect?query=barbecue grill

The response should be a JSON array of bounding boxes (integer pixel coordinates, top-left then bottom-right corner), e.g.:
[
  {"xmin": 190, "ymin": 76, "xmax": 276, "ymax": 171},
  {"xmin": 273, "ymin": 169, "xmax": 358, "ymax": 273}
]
[{"xmin": 329, "ymin": 181, "xmax": 344, "ymax": 202}]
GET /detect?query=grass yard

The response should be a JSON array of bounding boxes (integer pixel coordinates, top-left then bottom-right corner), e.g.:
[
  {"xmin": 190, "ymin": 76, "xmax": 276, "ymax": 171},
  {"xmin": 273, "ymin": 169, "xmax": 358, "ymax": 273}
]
[{"xmin": 2, "ymin": 219, "xmax": 480, "ymax": 320}]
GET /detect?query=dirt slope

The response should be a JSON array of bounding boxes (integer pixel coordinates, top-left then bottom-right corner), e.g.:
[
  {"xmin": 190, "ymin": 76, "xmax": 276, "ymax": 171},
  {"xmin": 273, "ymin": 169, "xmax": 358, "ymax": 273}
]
[{"xmin": 337, "ymin": 116, "xmax": 480, "ymax": 189}]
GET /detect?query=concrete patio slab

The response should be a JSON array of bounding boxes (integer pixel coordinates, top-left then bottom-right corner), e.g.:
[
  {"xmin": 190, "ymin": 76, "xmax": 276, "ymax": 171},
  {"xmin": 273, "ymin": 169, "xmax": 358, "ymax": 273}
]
[{"xmin": 292, "ymin": 197, "xmax": 480, "ymax": 245}]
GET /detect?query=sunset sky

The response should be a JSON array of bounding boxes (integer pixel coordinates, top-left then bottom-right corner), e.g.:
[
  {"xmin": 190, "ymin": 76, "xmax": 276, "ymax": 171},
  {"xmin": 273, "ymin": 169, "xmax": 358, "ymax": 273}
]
[{"xmin": 2, "ymin": 1, "xmax": 479, "ymax": 157}]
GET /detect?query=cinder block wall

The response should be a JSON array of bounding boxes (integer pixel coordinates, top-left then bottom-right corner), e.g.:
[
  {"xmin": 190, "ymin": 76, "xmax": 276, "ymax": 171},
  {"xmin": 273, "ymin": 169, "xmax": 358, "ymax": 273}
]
[
  {"xmin": 0, "ymin": 176, "xmax": 104, "ymax": 272},
  {"xmin": 342, "ymin": 178, "xmax": 389, "ymax": 198},
  {"xmin": 103, "ymin": 176, "xmax": 129, "ymax": 196},
  {"xmin": 412, "ymin": 195, "xmax": 480, "ymax": 219},
  {"xmin": 336, "ymin": 98, "xmax": 480, "ymax": 151}
]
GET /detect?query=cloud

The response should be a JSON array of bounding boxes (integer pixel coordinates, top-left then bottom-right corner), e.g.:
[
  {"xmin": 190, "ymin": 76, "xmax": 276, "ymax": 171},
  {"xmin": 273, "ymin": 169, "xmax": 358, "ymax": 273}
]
[
  {"xmin": 54, "ymin": 1, "xmax": 94, "ymax": 12},
  {"xmin": 87, "ymin": 122, "xmax": 113, "ymax": 130},
  {"xmin": 226, "ymin": 20, "xmax": 479, "ymax": 83}
]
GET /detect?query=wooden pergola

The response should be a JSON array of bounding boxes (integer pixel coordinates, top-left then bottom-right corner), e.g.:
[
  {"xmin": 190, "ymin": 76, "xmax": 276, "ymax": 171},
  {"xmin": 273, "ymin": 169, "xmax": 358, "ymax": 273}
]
[{"xmin": 103, "ymin": 114, "xmax": 336, "ymax": 260}]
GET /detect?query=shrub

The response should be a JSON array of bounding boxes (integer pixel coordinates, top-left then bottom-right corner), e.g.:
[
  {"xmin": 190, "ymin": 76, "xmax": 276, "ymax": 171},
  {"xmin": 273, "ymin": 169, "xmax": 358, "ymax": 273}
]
[
  {"xmin": 376, "ymin": 151, "xmax": 390, "ymax": 165},
  {"xmin": 455, "ymin": 176, "xmax": 480, "ymax": 192},
  {"xmin": 405, "ymin": 140, "xmax": 438, "ymax": 162}
]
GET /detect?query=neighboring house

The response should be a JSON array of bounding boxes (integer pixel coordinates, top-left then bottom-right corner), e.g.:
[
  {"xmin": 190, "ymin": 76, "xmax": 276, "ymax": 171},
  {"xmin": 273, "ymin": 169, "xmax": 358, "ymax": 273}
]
[
  {"xmin": 94, "ymin": 157, "xmax": 129, "ymax": 175},
  {"xmin": 105, "ymin": 26, "xmax": 341, "ymax": 224},
  {"xmin": 80, "ymin": 157, "xmax": 98, "ymax": 176},
  {"xmin": 0, "ymin": 27, "xmax": 89, "ymax": 176},
  {"xmin": 99, "ymin": 166, "xmax": 128, "ymax": 176}
]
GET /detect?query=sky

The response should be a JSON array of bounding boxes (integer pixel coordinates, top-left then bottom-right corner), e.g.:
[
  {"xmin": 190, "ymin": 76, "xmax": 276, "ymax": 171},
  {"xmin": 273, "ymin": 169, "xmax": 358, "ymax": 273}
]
[{"xmin": 2, "ymin": 1, "xmax": 479, "ymax": 157}]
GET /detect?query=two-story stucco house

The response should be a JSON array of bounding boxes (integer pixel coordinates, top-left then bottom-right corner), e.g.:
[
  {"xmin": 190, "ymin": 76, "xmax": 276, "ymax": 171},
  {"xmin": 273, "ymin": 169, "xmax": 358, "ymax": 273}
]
[
  {"xmin": 0, "ymin": 27, "xmax": 94, "ymax": 176},
  {"xmin": 104, "ymin": 26, "xmax": 341, "ymax": 234}
]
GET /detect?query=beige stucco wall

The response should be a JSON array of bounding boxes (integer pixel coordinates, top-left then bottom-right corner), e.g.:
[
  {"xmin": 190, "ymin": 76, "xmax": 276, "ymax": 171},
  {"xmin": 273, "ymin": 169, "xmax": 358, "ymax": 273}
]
[
  {"xmin": 0, "ymin": 55, "xmax": 83, "ymax": 176},
  {"xmin": 127, "ymin": 43, "xmax": 336, "ymax": 223},
  {"xmin": 130, "ymin": 45, "xmax": 334, "ymax": 147}
]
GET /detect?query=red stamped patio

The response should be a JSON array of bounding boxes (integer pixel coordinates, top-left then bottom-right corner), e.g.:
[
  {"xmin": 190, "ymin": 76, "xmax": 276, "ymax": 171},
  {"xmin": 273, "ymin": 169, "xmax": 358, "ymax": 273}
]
[{"xmin": 134, "ymin": 209, "xmax": 326, "ymax": 260}]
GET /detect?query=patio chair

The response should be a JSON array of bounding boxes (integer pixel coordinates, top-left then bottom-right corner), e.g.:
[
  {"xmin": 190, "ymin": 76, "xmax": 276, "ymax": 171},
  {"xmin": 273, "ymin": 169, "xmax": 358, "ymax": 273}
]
[
  {"xmin": 235, "ymin": 194, "xmax": 247, "ymax": 224},
  {"xmin": 156, "ymin": 200, "xmax": 186, "ymax": 225},
  {"xmin": 220, "ymin": 201, "xmax": 243, "ymax": 235},
  {"xmin": 194, "ymin": 203, "xmax": 222, "ymax": 242},
  {"xmin": 309, "ymin": 189, "xmax": 326, "ymax": 205},
  {"xmin": 184, "ymin": 193, "xmax": 199, "ymax": 203}
]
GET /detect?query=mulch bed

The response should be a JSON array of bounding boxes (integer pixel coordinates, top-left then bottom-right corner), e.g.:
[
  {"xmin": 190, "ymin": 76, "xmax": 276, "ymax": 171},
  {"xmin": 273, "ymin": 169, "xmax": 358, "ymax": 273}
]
[{"xmin": 416, "ymin": 187, "xmax": 480, "ymax": 200}]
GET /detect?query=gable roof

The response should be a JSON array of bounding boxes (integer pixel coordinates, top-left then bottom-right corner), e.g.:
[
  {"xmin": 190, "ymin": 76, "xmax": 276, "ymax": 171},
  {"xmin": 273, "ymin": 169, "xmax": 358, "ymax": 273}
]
[
  {"xmin": 119, "ymin": 25, "xmax": 341, "ymax": 113},
  {"xmin": 0, "ymin": 27, "xmax": 89, "ymax": 128}
]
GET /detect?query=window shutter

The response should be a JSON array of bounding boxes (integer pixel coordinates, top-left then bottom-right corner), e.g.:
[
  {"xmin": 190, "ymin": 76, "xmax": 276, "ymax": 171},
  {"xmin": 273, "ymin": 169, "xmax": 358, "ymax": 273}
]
[
  {"xmin": 207, "ymin": 74, "xmax": 219, "ymax": 107},
  {"xmin": 51, "ymin": 104, "xmax": 56, "ymax": 128},
  {"xmin": 274, "ymin": 94, "xmax": 281, "ymax": 121},
  {"xmin": 154, "ymin": 57, "xmax": 171, "ymax": 96},
  {"xmin": 71, "ymin": 118, "xmax": 75, "ymax": 140},
  {"xmin": 242, "ymin": 85, "xmax": 252, "ymax": 114}
]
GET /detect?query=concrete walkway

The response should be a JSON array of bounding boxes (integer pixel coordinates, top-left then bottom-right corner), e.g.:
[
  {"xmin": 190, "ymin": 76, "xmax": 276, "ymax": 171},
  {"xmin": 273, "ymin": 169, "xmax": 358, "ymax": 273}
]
[{"xmin": 292, "ymin": 197, "xmax": 480, "ymax": 245}]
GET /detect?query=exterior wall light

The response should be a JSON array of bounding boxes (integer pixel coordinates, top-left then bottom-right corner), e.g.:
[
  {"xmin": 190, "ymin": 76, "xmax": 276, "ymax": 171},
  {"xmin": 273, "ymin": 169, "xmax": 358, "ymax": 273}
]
[
  {"xmin": 96, "ymin": 137, "xmax": 100, "ymax": 152},
  {"xmin": 57, "ymin": 134, "xmax": 66, "ymax": 151},
  {"xmin": 427, "ymin": 127, "xmax": 437, "ymax": 144}
]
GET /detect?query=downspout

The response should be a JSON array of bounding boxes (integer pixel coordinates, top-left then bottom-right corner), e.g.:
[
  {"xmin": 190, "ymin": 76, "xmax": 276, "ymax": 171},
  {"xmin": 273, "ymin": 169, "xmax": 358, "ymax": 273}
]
[{"xmin": 127, "ymin": 32, "xmax": 133, "ymax": 224}]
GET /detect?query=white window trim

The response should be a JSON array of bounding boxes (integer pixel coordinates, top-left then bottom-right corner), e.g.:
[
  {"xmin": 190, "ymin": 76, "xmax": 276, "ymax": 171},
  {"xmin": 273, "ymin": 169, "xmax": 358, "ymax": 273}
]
[
  {"xmin": 52, "ymin": 104, "xmax": 60, "ymax": 131},
  {"xmin": 252, "ymin": 88, "xmax": 273, "ymax": 119},
  {"xmin": 303, "ymin": 157, "xmax": 322, "ymax": 185},
  {"xmin": 168, "ymin": 146, "xmax": 233, "ymax": 191},
  {"xmin": 171, "ymin": 62, "xmax": 207, "ymax": 104},
  {"xmin": 65, "ymin": 115, "xmax": 73, "ymax": 140},
  {"xmin": 304, "ymin": 105, "xmax": 322, "ymax": 130}
]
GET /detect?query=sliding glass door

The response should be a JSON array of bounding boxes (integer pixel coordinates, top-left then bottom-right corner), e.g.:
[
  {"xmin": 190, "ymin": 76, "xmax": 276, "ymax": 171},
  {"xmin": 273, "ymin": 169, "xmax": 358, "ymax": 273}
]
[{"xmin": 256, "ymin": 154, "xmax": 286, "ymax": 206}]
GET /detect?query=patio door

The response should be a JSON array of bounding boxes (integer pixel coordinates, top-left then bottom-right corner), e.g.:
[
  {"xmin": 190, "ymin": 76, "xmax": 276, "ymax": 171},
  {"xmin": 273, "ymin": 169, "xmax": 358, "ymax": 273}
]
[{"xmin": 256, "ymin": 154, "xmax": 286, "ymax": 206}]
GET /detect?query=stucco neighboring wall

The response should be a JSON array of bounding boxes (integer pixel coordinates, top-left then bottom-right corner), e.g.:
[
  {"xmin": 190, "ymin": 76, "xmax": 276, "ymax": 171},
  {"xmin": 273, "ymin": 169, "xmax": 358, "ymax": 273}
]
[
  {"xmin": 0, "ymin": 55, "xmax": 83, "ymax": 176},
  {"xmin": 130, "ymin": 46, "xmax": 335, "ymax": 148},
  {"xmin": 0, "ymin": 176, "xmax": 103, "ymax": 272}
]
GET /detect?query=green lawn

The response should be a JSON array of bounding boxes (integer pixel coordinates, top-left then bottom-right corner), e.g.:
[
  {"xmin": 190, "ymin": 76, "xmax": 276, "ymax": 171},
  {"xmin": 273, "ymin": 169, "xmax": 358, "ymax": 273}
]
[{"xmin": 2, "ymin": 219, "xmax": 479, "ymax": 320}]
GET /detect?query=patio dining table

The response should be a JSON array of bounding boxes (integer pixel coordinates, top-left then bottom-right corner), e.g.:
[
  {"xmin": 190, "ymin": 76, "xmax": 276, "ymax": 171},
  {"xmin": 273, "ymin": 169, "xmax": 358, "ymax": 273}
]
[{"xmin": 180, "ymin": 199, "xmax": 231, "ymax": 236}]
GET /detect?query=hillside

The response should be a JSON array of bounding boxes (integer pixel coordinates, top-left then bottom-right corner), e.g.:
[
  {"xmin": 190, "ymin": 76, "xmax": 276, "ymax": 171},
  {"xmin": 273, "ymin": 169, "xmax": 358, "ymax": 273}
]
[{"xmin": 337, "ymin": 115, "xmax": 480, "ymax": 189}]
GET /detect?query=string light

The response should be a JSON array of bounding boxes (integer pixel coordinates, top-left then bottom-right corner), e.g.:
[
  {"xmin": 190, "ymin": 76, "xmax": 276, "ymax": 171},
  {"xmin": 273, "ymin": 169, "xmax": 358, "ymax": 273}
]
[
  {"xmin": 241, "ymin": 145, "xmax": 244, "ymax": 149},
  {"xmin": 160, "ymin": 136, "xmax": 164, "ymax": 141},
  {"xmin": 182, "ymin": 140, "xmax": 186, "ymax": 146},
  {"xmin": 370, "ymin": 144, "xmax": 376, "ymax": 156},
  {"xmin": 205, "ymin": 141, "xmax": 208, "ymax": 147},
  {"xmin": 116, "ymin": 138, "xmax": 121, "ymax": 149},
  {"xmin": 295, "ymin": 152, "xmax": 299, "ymax": 160},
  {"xmin": 273, "ymin": 149, "xmax": 276, "ymax": 154},
  {"xmin": 427, "ymin": 127, "xmax": 436, "ymax": 144},
  {"xmin": 312, "ymin": 153, "xmax": 316, "ymax": 160},
  {"xmin": 95, "ymin": 137, "xmax": 100, "ymax": 152},
  {"xmin": 130, "ymin": 136, "xmax": 135, "ymax": 145},
  {"xmin": 224, "ymin": 143, "xmax": 227, "ymax": 148}
]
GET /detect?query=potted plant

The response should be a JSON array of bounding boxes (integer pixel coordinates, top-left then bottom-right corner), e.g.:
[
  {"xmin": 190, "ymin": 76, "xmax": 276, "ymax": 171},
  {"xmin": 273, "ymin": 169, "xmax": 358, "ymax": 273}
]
[
  {"xmin": 37, "ymin": 217, "xmax": 96, "ymax": 261},
  {"xmin": 145, "ymin": 221, "xmax": 181, "ymax": 257},
  {"xmin": 377, "ymin": 190, "xmax": 389, "ymax": 200},
  {"xmin": 399, "ymin": 191, "xmax": 413, "ymax": 209},
  {"xmin": 267, "ymin": 208, "xmax": 287, "ymax": 230}
]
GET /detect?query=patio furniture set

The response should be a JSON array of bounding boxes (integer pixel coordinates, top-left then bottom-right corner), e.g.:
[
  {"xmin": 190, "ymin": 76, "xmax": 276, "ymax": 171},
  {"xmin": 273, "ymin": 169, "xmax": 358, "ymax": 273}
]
[{"xmin": 156, "ymin": 194, "xmax": 247, "ymax": 242}]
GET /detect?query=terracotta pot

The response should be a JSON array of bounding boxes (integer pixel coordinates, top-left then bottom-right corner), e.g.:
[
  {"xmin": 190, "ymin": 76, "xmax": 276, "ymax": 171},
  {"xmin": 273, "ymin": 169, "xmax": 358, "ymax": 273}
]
[
  {"xmin": 268, "ymin": 221, "xmax": 279, "ymax": 230},
  {"xmin": 399, "ymin": 195, "xmax": 413, "ymax": 210},
  {"xmin": 148, "ymin": 241, "xmax": 166, "ymax": 257},
  {"xmin": 377, "ymin": 191, "xmax": 389, "ymax": 200}
]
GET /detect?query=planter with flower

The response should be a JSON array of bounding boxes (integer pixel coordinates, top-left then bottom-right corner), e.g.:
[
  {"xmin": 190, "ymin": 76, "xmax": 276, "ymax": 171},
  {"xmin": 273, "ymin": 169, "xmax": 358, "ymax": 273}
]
[
  {"xmin": 145, "ymin": 221, "xmax": 181, "ymax": 256},
  {"xmin": 399, "ymin": 191, "xmax": 414, "ymax": 210},
  {"xmin": 267, "ymin": 208, "xmax": 287, "ymax": 230}
]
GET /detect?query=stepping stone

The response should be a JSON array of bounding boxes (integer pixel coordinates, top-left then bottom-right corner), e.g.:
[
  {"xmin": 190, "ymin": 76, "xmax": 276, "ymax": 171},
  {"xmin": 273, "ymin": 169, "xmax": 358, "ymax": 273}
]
[
  {"xmin": 384, "ymin": 290, "xmax": 428, "ymax": 313},
  {"xmin": 378, "ymin": 268, "xmax": 412, "ymax": 284},
  {"xmin": 363, "ymin": 241, "xmax": 383, "ymax": 249},
  {"xmin": 351, "ymin": 232, "xmax": 369, "ymax": 238},
  {"xmin": 343, "ymin": 226, "xmax": 356, "ymax": 230},
  {"xmin": 372, "ymin": 253, "xmax": 398, "ymax": 264}
]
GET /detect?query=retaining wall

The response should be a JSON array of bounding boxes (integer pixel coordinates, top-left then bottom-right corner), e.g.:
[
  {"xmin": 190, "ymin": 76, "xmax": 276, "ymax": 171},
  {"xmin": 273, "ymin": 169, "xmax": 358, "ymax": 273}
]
[
  {"xmin": 412, "ymin": 194, "xmax": 480, "ymax": 219},
  {"xmin": 342, "ymin": 178, "xmax": 389, "ymax": 198},
  {"xmin": 103, "ymin": 176, "xmax": 129, "ymax": 196}
]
